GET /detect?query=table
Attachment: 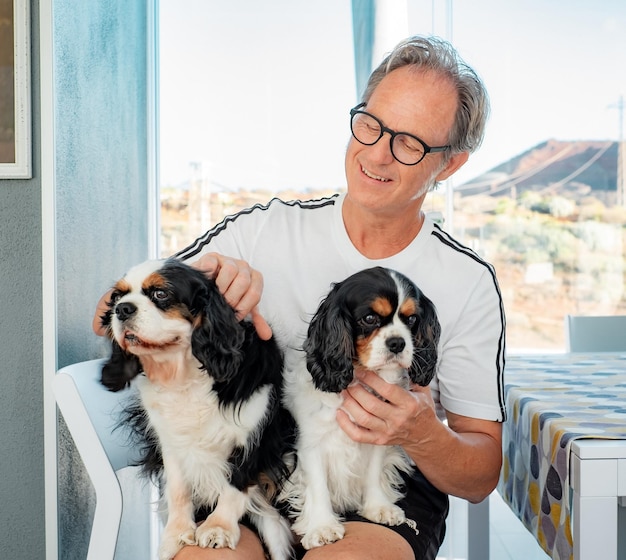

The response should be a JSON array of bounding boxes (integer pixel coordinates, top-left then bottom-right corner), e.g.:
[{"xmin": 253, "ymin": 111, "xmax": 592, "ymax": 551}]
[
  {"xmin": 570, "ymin": 440, "xmax": 626, "ymax": 559},
  {"xmin": 499, "ymin": 353, "xmax": 626, "ymax": 560}
]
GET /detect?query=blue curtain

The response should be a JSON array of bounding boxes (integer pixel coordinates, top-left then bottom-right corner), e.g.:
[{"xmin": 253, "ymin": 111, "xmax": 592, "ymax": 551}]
[{"xmin": 351, "ymin": 0, "xmax": 375, "ymax": 100}]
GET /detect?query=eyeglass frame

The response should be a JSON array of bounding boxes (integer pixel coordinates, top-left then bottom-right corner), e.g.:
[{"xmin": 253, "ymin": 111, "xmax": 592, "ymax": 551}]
[{"xmin": 349, "ymin": 102, "xmax": 451, "ymax": 166}]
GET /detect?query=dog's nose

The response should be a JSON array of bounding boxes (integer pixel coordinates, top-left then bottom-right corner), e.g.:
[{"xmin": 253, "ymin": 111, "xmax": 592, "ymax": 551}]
[
  {"xmin": 386, "ymin": 336, "xmax": 406, "ymax": 354},
  {"xmin": 115, "ymin": 301, "xmax": 137, "ymax": 321}
]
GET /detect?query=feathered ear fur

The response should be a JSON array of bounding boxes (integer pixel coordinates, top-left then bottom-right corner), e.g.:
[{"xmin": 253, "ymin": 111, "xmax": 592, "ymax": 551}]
[
  {"xmin": 101, "ymin": 339, "xmax": 143, "ymax": 392},
  {"xmin": 304, "ymin": 286, "xmax": 355, "ymax": 393},
  {"xmin": 408, "ymin": 292, "xmax": 441, "ymax": 387},
  {"xmin": 99, "ymin": 289, "xmax": 142, "ymax": 392},
  {"xmin": 190, "ymin": 282, "xmax": 246, "ymax": 383}
]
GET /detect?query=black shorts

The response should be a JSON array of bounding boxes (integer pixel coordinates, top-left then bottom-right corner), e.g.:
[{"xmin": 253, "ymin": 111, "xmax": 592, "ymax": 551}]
[
  {"xmin": 293, "ymin": 468, "xmax": 449, "ymax": 560},
  {"xmin": 196, "ymin": 468, "xmax": 449, "ymax": 560}
]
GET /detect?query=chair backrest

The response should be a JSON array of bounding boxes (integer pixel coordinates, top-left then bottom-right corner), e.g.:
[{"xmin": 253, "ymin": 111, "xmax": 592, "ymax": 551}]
[
  {"xmin": 54, "ymin": 358, "xmax": 141, "ymax": 471},
  {"xmin": 53, "ymin": 358, "xmax": 144, "ymax": 560},
  {"xmin": 564, "ymin": 315, "xmax": 626, "ymax": 352}
]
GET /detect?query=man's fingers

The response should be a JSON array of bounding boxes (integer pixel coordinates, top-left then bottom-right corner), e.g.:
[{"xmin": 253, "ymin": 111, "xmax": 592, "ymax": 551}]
[
  {"xmin": 92, "ymin": 289, "xmax": 112, "ymax": 336},
  {"xmin": 190, "ymin": 252, "xmax": 220, "ymax": 276},
  {"xmin": 220, "ymin": 266, "xmax": 253, "ymax": 309},
  {"xmin": 191, "ymin": 253, "xmax": 271, "ymax": 339},
  {"xmin": 250, "ymin": 308, "xmax": 273, "ymax": 341},
  {"xmin": 193, "ymin": 254, "xmax": 255, "ymax": 310}
]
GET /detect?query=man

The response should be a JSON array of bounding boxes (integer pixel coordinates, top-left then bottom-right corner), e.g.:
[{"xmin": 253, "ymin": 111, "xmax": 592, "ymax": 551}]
[{"xmin": 96, "ymin": 35, "xmax": 505, "ymax": 560}]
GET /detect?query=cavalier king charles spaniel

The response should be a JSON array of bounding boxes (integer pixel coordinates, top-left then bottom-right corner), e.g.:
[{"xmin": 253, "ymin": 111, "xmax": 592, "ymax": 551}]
[
  {"xmin": 281, "ymin": 266, "xmax": 441, "ymax": 550},
  {"xmin": 100, "ymin": 258, "xmax": 294, "ymax": 560}
]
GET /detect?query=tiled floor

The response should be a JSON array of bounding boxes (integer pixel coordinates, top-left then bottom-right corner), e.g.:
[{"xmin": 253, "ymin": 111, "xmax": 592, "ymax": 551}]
[{"xmin": 436, "ymin": 491, "xmax": 551, "ymax": 560}]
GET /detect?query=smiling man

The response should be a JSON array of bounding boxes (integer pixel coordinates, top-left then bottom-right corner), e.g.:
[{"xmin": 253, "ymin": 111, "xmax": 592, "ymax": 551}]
[{"xmin": 95, "ymin": 35, "xmax": 505, "ymax": 560}]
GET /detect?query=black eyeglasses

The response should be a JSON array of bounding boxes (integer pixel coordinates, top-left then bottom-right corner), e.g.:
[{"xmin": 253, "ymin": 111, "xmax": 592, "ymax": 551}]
[{"xmin": 349, "ymin": 103, "xmax": 451, "ymax": 166}]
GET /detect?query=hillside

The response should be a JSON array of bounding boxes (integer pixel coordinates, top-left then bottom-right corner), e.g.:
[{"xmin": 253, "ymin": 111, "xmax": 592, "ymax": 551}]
[{"xmin": 459, "ymin": 139, "xmax": 620, "ymax": 201}]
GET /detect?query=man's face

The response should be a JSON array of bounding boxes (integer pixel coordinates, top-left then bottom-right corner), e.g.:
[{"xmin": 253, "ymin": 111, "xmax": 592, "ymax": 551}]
[{"xmin": 345, "ymin": 66, "xmax": 465, "ymax": 215}]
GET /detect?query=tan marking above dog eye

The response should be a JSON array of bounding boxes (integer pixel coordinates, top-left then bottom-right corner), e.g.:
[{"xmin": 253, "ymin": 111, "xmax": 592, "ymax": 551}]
[
  {"xmin": 371, "ymin": 296, "xmax": 393, "ymax": 318},
  {"xmin": 399, "ymin": 298, "xmax": 418, "ymax": 317},
  {"xmin": 115, "ymin": 279, "xmax": 131, "ymax": 292},
  {"xmin": 143, "ymin": 271, "xmax": 168, "ymax": 292}
]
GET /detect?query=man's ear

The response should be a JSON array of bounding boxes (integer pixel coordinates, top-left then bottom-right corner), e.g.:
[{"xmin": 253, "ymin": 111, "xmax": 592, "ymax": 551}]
[{"xmin": 435, "ymin": 151, "xmax": 469, "ymax": 183}]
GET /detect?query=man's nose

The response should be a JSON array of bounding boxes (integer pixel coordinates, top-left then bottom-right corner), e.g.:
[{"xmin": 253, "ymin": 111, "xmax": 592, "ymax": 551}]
[{"xmin": 368, "ymin": 133, "xmax": 395, "ymax": 164}]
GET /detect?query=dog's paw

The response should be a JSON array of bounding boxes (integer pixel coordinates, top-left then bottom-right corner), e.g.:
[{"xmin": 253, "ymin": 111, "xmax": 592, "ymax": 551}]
[
  {"xmin": 360, "ymin": 503, "xmax": 406, "ymax": 526},
  {"xmin": 158, "ymin": 526, "xmax": 196, "ymax": 560},
  {"xmin": 195, "ymin": 522, "xmax": 240, "ymax": 550},
  {"xmin": 299, "ymin": 522, "xmax": 345, "ymax": 550}
]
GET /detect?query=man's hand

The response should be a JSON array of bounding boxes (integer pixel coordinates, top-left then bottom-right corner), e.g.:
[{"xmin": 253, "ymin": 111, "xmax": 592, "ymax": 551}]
[
  {"xmin": 336, "ymin": 368, "xmax": 502, "ymax": 502},
  {"xmin": 336, "ymin": 368, "xmax": 437, "ymax": 447},
  {"xmin": 92, "ymin": 289, "xmax": 113, "ymax": 337},
  {"xmin": 191, "ymin": 253, "xmax": 272, "ymax": 340}
]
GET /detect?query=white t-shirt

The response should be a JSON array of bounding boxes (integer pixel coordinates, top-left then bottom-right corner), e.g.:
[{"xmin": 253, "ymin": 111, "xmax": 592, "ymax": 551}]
[{"xmin": 177, "ymin": 193, "xmax": 506, "ymax": 422}]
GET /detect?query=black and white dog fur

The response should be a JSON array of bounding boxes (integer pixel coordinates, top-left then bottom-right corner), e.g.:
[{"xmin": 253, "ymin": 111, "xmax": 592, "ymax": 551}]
[
  {"xmin": 100, "ymin": 258, "xmax": 294, "ymax": 560},
  {"xmin": 282, "ymin": 267, "xmax": 441, "ymax": 550}
]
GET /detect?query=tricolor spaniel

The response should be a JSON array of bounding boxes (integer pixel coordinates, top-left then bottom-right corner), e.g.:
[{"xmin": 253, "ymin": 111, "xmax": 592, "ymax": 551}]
[
  {"xmin": 100, "ymin": 258, "xmax": 294, "ymax": 560},
  {"xmin": 282, "ymin": 266, "xmax": 440, "ymax": 550}
]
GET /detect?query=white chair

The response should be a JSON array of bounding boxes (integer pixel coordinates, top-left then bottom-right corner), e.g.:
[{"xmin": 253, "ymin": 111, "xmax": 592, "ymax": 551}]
[
  {"xmin": 54, "ymin": 358, "xmax": 157, "ymax": 560},
  {"xmin": 564, "ymin": 315, "xmax": 626, "ymax": 352}
]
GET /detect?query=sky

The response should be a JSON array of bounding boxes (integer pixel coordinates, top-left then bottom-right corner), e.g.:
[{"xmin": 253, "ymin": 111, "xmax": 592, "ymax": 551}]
[{"xmin": 158, "ymin": 0, "xmax": 626, "ymax": 191}]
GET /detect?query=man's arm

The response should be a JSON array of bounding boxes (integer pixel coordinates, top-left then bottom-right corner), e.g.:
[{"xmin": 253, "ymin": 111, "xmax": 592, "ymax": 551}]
[{"xmin": 411, "ymin": 409, "xmax": 502, "ymax": 502}]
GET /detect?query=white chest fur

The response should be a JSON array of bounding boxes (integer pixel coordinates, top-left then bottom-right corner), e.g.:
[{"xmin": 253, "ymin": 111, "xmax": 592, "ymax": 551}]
[{"xmin": 135, "ymin": 372, "xmax": 272, "ymax": 503}]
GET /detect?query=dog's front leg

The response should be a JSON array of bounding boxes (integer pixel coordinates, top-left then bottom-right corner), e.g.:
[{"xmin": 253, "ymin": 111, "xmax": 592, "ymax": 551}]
[
  {"xmin": 159, "ymin": 459, "xmax": 197, "ymax": 560},
  {"xmin": 195, "ymin": 483, "xmax": 248, "ymax": 550},
  {"xmin": 359, "ymin": 446, "xmax": 406, "ymax": 526},
  {"xmin": 291, "ymin": 447, "xmax": 345, "ymax": 549}
]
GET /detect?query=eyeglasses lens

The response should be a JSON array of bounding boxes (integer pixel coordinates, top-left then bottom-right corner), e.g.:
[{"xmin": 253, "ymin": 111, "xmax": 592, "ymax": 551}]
[{"xmin": 350, "ymin": 111, "xmax": 425, "ymax": 165}]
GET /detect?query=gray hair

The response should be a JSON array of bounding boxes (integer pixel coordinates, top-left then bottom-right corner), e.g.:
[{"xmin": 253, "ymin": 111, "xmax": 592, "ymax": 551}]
[{"xmin": 362, "ymin": 36, "xmax": 490, "ymax": 155}]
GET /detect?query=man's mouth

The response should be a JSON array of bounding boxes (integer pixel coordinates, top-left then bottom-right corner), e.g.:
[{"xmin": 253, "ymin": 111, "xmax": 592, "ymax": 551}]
[{"xmin": 361, "ymin": 166, "xmax": 390, "ymax": 182}]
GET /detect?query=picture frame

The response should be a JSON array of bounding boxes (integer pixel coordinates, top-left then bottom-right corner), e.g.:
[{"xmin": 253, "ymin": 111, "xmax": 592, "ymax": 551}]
[{"xmin": 0, "ymin": 0, "xmax": 31, "ymax": 179}]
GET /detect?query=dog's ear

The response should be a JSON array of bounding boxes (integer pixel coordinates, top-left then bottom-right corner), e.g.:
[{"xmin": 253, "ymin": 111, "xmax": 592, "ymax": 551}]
[
  {"xmin": 191, "ymin": 282, "xmax": 245, "ymax": 383},
  {"xmin": 304, "ymin": 286, "xmax": 355, "ymax": 393},
  {"xmin": 408, "ymin": 292, "xmax": 441, "ymax": 386},
  {"xmin": 101, "ymin": 340, "xmax": 142, "ymax": 392}
]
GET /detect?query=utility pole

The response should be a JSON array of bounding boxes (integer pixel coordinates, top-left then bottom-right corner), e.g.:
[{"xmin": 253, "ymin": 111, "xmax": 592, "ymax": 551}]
[{"xmin": 610, "ymin": 95, "xmax": 625, "ymax": 206}]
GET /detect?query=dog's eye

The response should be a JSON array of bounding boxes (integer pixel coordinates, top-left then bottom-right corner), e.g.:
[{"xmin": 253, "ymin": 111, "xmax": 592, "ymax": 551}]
[
  {"xmin": 152, "ymin": 289, "xmax": 169, "ymax": 303},
  {"xmin": 359, "ymin": 314, "xmax": 380, "ymax": 328},
  {"xmin": 109, "ymin": 290, "xmax": 122, "ymax": 306},
  {"xmin": 405, "ymin": 315, "xmax": 417, "ymax": 328}
]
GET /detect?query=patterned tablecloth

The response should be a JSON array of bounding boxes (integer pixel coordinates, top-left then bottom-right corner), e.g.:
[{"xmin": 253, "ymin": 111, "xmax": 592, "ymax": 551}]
[{"xmin": 498, "ymin": 353, "xmax": 626, "ymax": 560}]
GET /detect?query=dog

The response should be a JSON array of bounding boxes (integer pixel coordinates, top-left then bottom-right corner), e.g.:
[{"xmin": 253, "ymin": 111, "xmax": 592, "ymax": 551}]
[
  {"xmin": 281, "ymin": 266, "xmax": 440, "ymax": 550},
  {"xmin": 99, "ymin": 258, "xmax": 295, "ymax": 560}
]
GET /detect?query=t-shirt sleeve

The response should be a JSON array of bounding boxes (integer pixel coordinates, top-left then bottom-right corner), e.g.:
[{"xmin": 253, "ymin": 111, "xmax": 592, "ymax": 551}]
[
  {"xmin": 433, "ymin": 266, "xmax": 506, "ymax": 422},
  {"xmin": 174, "ymin": 203, "xmax": 271, "ymax": 264}
]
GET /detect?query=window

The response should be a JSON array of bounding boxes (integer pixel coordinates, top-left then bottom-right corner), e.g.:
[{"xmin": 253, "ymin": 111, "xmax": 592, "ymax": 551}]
[
  {"xmin": 441, "ymin": 1, "xmax": 626, "ymax": 349},
  {"xmin": 159, "ymin": 0, "xmax": 355, "ymax": 253},
  {"xmin": 159, "ymin": 0, "xmax": 626, "ymax": 350}
]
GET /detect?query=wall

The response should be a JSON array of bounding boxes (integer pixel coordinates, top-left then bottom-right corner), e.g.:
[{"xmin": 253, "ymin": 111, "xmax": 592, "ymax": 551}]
[
  {"xmin": 0, "ymin": 0, "xmax": 44, "ymax": 555},
  {"xmin": 0, "ymin": 0, "xmax": 154, "ymax": 558}
]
